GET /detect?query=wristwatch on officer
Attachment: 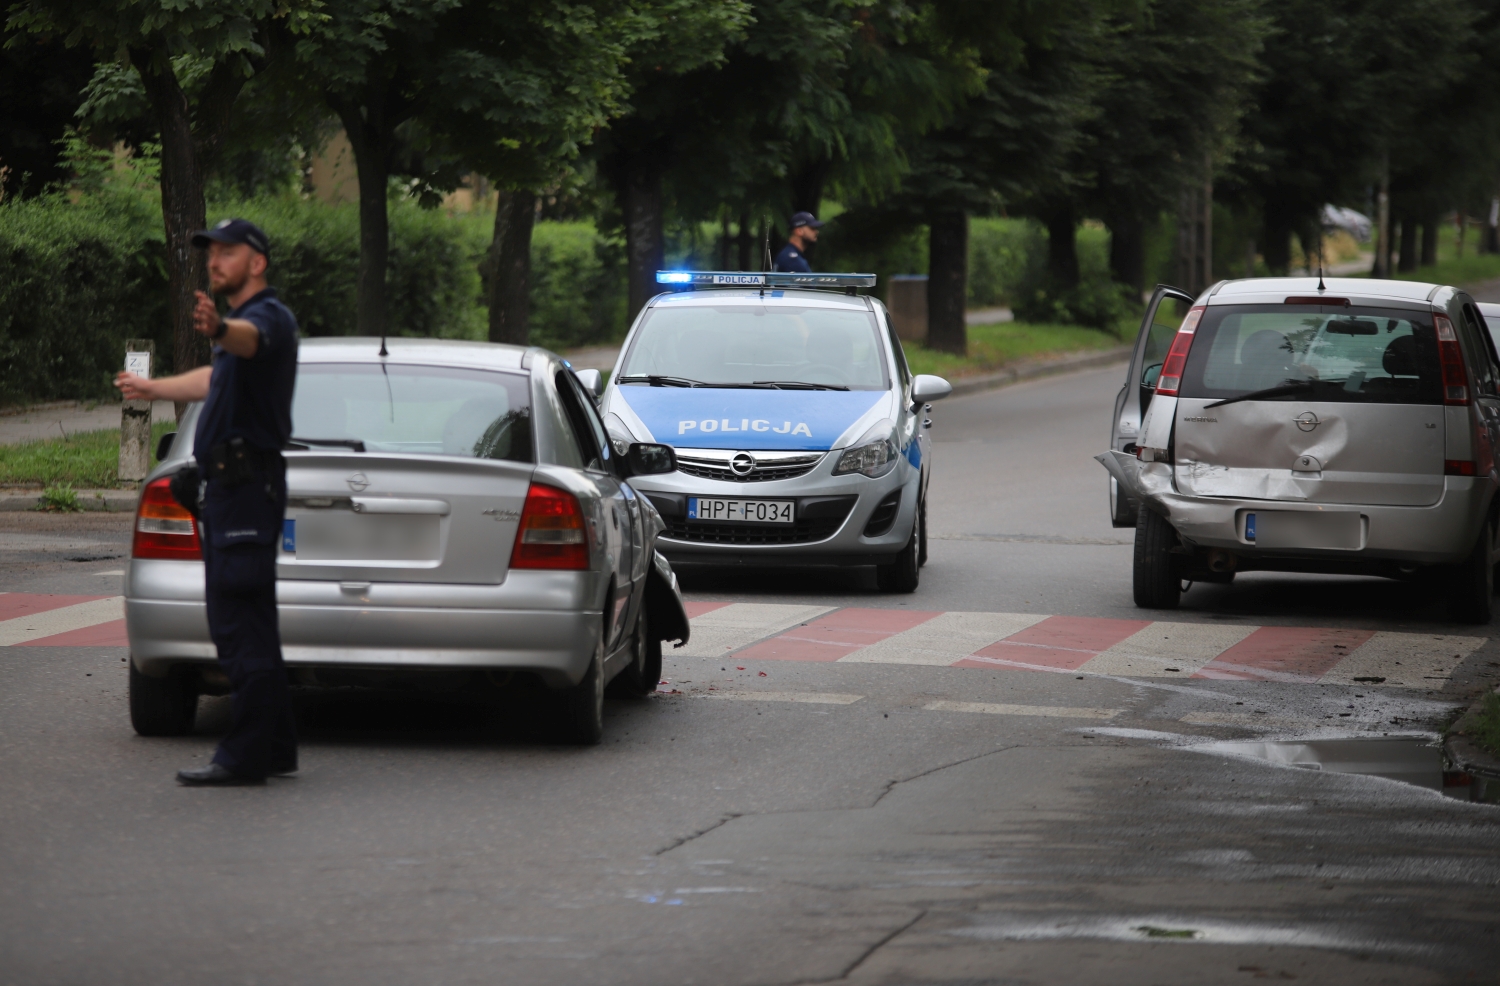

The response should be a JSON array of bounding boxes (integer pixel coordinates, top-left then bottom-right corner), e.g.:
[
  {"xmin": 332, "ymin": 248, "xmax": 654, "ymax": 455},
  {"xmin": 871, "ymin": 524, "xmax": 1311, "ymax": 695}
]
[{"xmin": 210, "ymin": 314, "xmax": 228, "ymax": 341}]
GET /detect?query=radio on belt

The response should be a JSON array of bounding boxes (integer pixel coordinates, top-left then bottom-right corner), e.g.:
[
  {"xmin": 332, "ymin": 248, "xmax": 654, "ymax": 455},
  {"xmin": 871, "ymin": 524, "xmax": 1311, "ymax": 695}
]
[{"xmin": 656, "ymin": 270, "xmax": 877, "ymax": 290}]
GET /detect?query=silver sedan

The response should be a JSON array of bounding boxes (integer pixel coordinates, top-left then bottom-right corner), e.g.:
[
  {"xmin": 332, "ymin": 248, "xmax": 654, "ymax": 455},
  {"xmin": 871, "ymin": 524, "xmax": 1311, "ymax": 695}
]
[{"xmin": 126, "ymin": 338, "xmax": 690, "ymax": 744}]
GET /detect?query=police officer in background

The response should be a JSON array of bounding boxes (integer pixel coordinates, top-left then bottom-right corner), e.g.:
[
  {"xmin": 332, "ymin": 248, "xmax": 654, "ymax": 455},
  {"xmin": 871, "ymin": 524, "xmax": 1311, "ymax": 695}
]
[
  {"xmin": 115, "ymin": 219, "xmax": 300, "ymax": 787},
  {"xmin": 773, "ymin": 211, "xmax": 825, "ymax": 273}
]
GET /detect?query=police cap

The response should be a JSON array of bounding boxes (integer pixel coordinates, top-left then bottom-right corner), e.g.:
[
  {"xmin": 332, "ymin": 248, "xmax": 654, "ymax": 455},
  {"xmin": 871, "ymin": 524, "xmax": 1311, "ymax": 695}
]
[
  {"xmin": 790, "ymin": 211, "xmax": 825, "ymax": 230},
  {"xmin": 192, "ymin": 218, "xmax": 271, "ymax": 259}
]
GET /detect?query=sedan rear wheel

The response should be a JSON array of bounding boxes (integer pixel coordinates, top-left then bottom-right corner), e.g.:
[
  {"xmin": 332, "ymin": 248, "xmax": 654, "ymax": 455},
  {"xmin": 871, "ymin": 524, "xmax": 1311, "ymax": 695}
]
[
  {"xmin": 876, "ymin": 507, "xmax": 921, "ymax": 593},
  {"xmin": 1447, "ymin": 518, "xmax": 1495, "ymax": 625},
  {"xmin": 129, "ymin": 661, "xmax": 198, "ymax": 736},
  {"xmin": 1133, "ymin": 508, "xmax": 1181, "ymax": 609},
  {"xmin": 558, "ymin": 636, "xmax": 606, "ymax": 745}
]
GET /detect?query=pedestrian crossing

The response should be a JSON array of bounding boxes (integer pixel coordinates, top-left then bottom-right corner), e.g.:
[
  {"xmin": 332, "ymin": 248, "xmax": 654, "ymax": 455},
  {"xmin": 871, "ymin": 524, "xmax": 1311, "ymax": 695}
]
[{"xmin": 0, "ymin": 593, "xmax": 1485, "ymax": 688}]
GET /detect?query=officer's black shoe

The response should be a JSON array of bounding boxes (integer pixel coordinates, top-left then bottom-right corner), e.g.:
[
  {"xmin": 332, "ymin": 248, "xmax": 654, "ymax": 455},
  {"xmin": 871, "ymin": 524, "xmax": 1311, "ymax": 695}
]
[
  {"xmin": 175, "ymin": 763, "xmax": 265, "ymax": 786},
  {"xmin": 269, "ymin": 762, "xmax": 298, "ymax": 777}
]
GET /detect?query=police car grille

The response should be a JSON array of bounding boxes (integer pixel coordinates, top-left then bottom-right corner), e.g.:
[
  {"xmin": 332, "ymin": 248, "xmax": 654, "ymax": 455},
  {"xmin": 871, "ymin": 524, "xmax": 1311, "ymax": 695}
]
[
  {"xmin": 663, "ymin": 514, "xmax": 846, "ymax": 545},
  {"xmin": 676, "ymin": 460, "xmax": 819, "ymax": 483}
]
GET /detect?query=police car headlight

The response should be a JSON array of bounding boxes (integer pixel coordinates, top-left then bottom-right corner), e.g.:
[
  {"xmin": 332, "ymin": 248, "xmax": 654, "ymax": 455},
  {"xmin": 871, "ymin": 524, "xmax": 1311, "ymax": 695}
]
[{"xmin": 833, "ymin": 422, "xmax": 900, "ymax": 478}]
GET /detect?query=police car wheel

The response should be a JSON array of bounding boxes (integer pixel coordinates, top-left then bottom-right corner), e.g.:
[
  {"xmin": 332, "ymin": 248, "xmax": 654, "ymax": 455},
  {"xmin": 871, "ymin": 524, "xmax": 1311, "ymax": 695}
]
[
  {"xmin": 128, "ymin": 660, "xmax": 198, "ymax": 737},
  {"xmin": 609, "ymin": 607, "xmax": 661, "ymax": 699},
  {"xmin": 558, "ymin": 638, "xmax": 606, "ymax": 745},
  {"xmin": 1132, "ymin": 508, "xmax": 1181, "ymax": 609},
  {"xmin": 876, "ymin": 510, "xmax": 921, "ymax": 594}
]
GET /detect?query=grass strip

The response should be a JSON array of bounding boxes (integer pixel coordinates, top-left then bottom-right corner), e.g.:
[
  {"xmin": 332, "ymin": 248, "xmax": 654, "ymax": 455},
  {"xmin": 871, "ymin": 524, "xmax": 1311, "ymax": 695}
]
[
  {"xmin": 0, "ymin": 420, "xmax": 177, "ymax": 489},
  {"xmin": 1467, "ymin": 691, "xmax": 1500, "ymax": 759},
  {"xmin": 904, "ymin": 320, "xmax": 1127, "ymax": 379}
]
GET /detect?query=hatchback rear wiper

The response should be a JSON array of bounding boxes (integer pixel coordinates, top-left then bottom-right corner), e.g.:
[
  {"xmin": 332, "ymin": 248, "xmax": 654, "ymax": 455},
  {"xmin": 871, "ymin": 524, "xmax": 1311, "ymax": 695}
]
[
  {"xmin": 1202, "ymin": 380, "xmax": 1319, "ymax": 409},
  {"xmin": 616, "ymin": 374, "xmax": 705, "ymax": 388},
  {"xmin": 287, "ymin": 437, "xmax": 366, "ymax": 452},
  {"xmin": 751, "ymin": 380, "xmax": 851, "ymax": 391}
]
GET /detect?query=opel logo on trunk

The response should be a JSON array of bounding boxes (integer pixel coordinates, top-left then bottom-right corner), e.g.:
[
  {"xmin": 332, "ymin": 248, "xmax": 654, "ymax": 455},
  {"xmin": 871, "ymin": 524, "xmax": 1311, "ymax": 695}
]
[
  {"xmin": 730, "ymin": 452, "xmax": 756, "ymax": 476},
  {"xmin": 1294, "ymin": 411, "xmax": 1320, "ymax": 432},
  {"xmin": 346, "ymin": 472, "xmax": 370, "ymax": 492}
]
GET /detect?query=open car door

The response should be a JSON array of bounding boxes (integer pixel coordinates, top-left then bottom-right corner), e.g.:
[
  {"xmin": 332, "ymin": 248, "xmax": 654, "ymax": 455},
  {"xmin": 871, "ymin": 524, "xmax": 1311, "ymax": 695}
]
[{"xmin": 1109, "ymin": 284, "xmax": 1195, "ymax": 527}]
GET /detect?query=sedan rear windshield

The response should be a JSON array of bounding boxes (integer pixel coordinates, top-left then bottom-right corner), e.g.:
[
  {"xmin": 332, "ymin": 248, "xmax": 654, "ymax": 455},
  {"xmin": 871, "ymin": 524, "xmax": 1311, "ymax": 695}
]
[
  {"xmin": 291, "ymin": 363, "xmax": 532, "ymax": 461},
  {"xmin": 1178, "ymin": 304, "xmax": 1442, "ymax": 405},
  {"xmin": 620, "ymin": 305, "xmax": 888, "ymax": 390}
]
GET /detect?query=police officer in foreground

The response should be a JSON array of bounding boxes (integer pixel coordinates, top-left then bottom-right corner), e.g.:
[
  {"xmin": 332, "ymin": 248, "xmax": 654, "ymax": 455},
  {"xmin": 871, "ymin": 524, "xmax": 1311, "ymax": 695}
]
[
  {"xmin": 115, "ymin": 219, "xmax": 300, "ymax": 787},
  {"xmin": 773, "ymin": 211, "xmax": 825, "ymax": 273}
]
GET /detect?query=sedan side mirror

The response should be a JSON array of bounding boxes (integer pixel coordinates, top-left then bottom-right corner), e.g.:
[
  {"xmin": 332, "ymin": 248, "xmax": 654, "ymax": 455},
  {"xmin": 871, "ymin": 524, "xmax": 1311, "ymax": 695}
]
[
  {"xmin": 911, "ymin": 374, "xmax": 952, "ymax": 407},
  {"xmin": 575, "ymin": 368, "xmax": 604, "ymax": 398},
  {"xmin": 155, "ymin": 431, "xmax": 177, "ymax": 462},
  {"xmin": 620, "ymin": 442, "xmax": 677, "ymax": 479}
]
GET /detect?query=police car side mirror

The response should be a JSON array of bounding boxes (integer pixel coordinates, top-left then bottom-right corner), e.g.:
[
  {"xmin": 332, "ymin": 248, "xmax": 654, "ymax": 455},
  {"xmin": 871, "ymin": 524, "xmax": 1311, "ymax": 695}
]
[
  {"xmin": 911, "ymin": 374, "xmax": 952, "ymax": 408},
  {"xmin": 575, "ymin": 368, "xmax": 604, "ymax": 399},
  {"xmin": 621, "ymin": 442, "xmax": 677, "ymax": 479}
]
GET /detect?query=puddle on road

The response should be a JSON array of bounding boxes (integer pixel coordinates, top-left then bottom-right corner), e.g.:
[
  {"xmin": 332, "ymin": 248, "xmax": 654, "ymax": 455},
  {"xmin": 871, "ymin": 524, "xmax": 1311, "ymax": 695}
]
[{"xmin": 1204, "ymin": 735, "xmax": 1498, "ymax": 803}]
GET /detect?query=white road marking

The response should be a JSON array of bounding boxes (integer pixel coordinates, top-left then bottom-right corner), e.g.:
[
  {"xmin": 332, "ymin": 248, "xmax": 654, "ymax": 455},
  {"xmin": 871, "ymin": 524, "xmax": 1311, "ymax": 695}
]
[
  {"xmin": 924, "ymin": 700, "xmax": 1120, "ymax": 720},
  {"xmin": 1180, "ymin": 711, "xmax": 1330, "ymax": 730},
  {"xmin": 679, "ymin": 603, "xmax": 835, "ymax": 659},
  {"xmin": 837, "ymin": 610, "xmax": 1048, "ymax": 665},
  {"xmin": 0, "ymin": 597, "xmax": 123, "ymax": 646},
  {"xmin": 693, "ymin": 690, "xmax": 863, "ymax": 705},
  {"xmin": 1319, "ymin": 631, "xmax": 1485, "ymax": 687},
  {"xmin": 1080, "ymin": 621, "xmax": 1258, "ymax": 677}
]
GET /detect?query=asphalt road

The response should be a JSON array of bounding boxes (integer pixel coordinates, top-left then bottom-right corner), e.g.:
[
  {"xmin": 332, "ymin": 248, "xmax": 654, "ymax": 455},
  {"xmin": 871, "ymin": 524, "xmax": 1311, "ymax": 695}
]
[{"xmin": 3, "ymin": 364, "xmax": 1499, "ymax": 986}]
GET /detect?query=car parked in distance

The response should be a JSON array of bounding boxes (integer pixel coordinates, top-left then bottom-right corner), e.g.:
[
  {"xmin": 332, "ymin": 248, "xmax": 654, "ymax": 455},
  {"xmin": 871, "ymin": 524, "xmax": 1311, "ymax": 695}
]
[
  {"xmin": 1101, "ymin": 277, "xmax": 1500, "ymax": 623},
  {"xmin": 597, "ymin": 271, "xmax": 952, "ymax": 593},
  {"xmin": 127, "ymin": 338, "xmax": 690, "ymax": 745}
]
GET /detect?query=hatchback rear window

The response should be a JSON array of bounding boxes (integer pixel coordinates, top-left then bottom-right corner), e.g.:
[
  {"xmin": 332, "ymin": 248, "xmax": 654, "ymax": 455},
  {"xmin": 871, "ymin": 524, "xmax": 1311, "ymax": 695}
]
[
  {"xmin": 291, "ymin": 363, "xmax": 533, "ymax": 461},
  {"xmin": 1179, "ymin": 305, "xmax": 1442, "ymax": 405}
]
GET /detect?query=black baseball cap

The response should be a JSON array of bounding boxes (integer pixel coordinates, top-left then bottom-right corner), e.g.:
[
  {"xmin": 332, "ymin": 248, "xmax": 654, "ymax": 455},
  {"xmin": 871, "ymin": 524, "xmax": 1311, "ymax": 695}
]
[
  {"xmin": 191, "ymin": 218, "xmax": 270, "ymax": 258},
  {"xmin": 790, "ymin": 211, "xmax": 825, "ymax": 230}
]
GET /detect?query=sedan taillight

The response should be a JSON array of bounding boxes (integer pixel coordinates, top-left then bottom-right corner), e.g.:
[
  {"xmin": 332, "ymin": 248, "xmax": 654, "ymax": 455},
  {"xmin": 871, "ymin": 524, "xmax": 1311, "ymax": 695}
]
[
  {"xmin": 510, "ymin": 483, "xmax": 589, "ymax": 570},
  {"xmin": 133, "ymin": 477, "xmax": 202, "ymax": 560}
]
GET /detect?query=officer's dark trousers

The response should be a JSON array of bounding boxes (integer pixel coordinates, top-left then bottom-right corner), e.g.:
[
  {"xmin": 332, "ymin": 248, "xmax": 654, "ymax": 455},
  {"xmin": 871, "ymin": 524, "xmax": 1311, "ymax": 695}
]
[{"xmin": 202, "ymin": 502, "xmax": 296, "ymax": 780}]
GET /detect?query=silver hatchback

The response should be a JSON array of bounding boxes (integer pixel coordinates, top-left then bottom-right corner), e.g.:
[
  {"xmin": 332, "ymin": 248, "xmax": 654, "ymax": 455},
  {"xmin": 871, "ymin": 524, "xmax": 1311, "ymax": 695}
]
[
  {"xmin": 126, "ymin": 338, "xmax": 690, "ymax": 744},
  {"xmin": 1101, "ymin": 277, "xmax": 1500, "ymax": 623}
]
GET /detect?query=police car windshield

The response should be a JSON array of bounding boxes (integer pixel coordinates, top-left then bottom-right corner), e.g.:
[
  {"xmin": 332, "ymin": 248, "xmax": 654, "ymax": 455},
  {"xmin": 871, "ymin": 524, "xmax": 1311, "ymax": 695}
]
[
  {"xmin": 290, "ymin": 363, "xmax": 533, "ymax": 461},
  {"xmin": 619, "ymin": 305, "xmax": 889, "ymax": 391}
]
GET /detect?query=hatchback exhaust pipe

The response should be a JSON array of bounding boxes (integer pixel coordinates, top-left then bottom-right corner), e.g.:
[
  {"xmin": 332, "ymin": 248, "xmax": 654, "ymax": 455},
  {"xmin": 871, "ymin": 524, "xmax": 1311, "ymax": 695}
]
[{"xmin": 1207, "ymin": 549, "xmax": 1238, "ymax": 573}]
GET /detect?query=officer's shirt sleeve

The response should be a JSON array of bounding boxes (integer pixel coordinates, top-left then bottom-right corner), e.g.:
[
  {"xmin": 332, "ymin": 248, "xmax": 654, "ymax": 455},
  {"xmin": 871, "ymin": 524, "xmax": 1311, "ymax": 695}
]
[{"xmin": 242, "ymin": 302, "xmax": 294, "ymax": 363}]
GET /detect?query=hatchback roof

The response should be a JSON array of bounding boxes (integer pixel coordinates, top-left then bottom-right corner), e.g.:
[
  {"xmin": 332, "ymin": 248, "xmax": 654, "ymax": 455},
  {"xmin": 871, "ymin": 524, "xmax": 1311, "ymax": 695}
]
[
  {"xmin": 1208, "ymin": 276, "xmax": 1448, "ymax": 308},
  {"xmin": 649, "ymin": 288, "xmax": 872, "ymax": 312},
  {"xmin": 298, "ymin": 336, "xmax": 530, "ymax": 369}
]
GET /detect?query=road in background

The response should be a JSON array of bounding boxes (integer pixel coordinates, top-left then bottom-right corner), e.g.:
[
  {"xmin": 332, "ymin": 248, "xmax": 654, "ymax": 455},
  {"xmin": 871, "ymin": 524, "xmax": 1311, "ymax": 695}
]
[{"xmin": 2, "ymin": 364, "xmax": 1498, "ymax": 985}]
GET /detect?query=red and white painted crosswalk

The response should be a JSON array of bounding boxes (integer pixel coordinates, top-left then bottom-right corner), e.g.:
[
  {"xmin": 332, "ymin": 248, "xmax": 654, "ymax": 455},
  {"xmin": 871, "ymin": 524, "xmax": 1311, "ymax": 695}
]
[{"xmin": 1, "ymin": 593, "xmax": 1484, "ymax": 688}]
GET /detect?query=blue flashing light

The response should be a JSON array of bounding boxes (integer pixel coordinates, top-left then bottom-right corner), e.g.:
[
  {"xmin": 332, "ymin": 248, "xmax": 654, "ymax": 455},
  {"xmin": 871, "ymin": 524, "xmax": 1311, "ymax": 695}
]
[
  {"xmin": 654, "ymin": 270, "xmax": 877, "ymax": 290},
  {"xmin": 657, "ymin": 271, "xmax": 693, "ymax": 284}
]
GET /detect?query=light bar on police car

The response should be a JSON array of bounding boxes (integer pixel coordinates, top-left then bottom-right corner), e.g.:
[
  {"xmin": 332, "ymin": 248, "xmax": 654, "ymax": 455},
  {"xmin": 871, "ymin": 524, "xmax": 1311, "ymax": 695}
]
[{"xmin": 655, "ymin": 271, "xmax": 877, "ymax": 289}]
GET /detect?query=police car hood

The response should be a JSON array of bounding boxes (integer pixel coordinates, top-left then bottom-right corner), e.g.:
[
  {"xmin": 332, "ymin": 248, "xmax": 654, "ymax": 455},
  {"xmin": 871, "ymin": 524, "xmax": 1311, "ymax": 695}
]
[{"xmin": 612, "ymin": 386, "xmax": 891, "ymax": 451}]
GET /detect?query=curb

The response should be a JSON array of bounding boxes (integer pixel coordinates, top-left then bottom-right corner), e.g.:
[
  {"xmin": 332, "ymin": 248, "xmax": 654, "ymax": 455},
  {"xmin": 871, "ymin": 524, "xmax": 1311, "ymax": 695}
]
[
  {"xmin": 0, "ymin": 489, "xmax": 138, "ymax": 513},
  {"xmin": 1444, "ymin": 686, "xmax": 1500, "ymax": 781},
  {"xmin": 945, "ymin": 345, "xmax": 1132, "ymax": 399}
]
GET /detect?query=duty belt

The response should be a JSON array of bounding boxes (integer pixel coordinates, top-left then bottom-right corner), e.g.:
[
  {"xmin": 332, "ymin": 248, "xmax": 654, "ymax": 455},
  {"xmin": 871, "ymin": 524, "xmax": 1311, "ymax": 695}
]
[{"xmin": 207, "ymin": 438, "xmax": 282, "ymax": 486}]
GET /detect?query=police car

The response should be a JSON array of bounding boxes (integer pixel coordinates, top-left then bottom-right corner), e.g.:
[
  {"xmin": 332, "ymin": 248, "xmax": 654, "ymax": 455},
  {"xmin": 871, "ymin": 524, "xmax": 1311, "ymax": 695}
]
[{"xmin": 597, "ymin": 271, "xmax": 952, "ymax": 591}]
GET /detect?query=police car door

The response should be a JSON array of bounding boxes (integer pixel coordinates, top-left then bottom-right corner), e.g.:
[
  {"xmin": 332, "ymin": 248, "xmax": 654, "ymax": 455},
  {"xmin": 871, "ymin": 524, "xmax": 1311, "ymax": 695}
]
[
  {"xmin": 1111, "ymin": 285, "xmax": 1194, "ymax": 526},
  {"xmin": 556, "ymin": 368, "xmax": 635, "ymax": 652}
]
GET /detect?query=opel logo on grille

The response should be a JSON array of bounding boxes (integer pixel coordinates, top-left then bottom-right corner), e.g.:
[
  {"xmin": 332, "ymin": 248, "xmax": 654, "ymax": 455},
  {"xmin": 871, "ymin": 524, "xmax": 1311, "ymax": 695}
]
[
  {"xmin": 346, "ymin": 472, "xmax": 370, "ymax": 492},
  {"xmin": 729, "ymin": 452, "xmax": 756, "ymax": 476},
  {"xmin": 1294, "ymin": 411, "xmax": 1320, "ymax": 432}
]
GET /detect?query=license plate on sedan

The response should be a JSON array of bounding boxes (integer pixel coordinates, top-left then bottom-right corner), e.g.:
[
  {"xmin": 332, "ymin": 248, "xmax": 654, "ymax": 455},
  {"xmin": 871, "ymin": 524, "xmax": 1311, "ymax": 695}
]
[{"xmin": 687, "ymin": 497, "xmax": 795, "ymax": 524}]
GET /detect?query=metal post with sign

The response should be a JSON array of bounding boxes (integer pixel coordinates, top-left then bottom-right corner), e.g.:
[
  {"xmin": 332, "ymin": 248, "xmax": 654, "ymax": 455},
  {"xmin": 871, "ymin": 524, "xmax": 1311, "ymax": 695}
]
[{"xmin": 119, "ymin": 340, "xmax": 154, "ymax": 483}]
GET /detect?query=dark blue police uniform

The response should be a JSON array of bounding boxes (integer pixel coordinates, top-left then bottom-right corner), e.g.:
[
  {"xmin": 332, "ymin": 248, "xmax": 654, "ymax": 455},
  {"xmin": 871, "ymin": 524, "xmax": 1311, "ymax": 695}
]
[
  {"xmin": 194, "ymin": 287, "xmax": 299, "ymax": 780},
  {"xmin": 773, "ymin": 242, "xmax": 812, "ymax": 273}
]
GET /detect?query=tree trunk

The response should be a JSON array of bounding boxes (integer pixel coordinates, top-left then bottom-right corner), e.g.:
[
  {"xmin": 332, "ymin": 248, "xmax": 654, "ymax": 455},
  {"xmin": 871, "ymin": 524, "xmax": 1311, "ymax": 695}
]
[
  {"xmin": 621, "ymin": 156, "xmax": 664, "ymax": 323},
  {"xmin": 1045, "ymin": 203, "xmax": 1079, "ymax": 290},
  {"xmin": 1397, "ymin": 217, "xmax": 1417, "ymax": 273},
  {"xmin": 485, "ymin": 189, "xmax": 537, "ymax": 346},
  {"xmin": 1261, "ymin": 207, "xmax": 1293, "ymax": 276},
  {"xmin": 131, "ymin": 51, "xmax": 210, "ymax": 420},
  {"xmin": 926, "ymin": 213, "xmax": 969, "ymax": 356},
  {"xmin": 790, "ymin": 159, "xmax": 830, "ymax": 218},
  {"xmin": 1420, "ymin": 215, "xmax": 1439, "ymax": 268},
  {"xmin": 332, "ymin": 97, "xmax": 391, "ymax": 341},
  {"xmin": 1107, "ymin": 216, "xmax": 1145, "ymax": 296},
  {"xmin": 736, "ymin": 211, "xmax": 751, "ymax": 271}
]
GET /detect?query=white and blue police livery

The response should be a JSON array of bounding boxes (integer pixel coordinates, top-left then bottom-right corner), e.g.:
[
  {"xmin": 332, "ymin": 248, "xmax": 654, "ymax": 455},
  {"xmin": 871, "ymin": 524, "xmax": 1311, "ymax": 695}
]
[{"xmin": 597, "ymin": 271, "xmax": 952, "ymax": 592}]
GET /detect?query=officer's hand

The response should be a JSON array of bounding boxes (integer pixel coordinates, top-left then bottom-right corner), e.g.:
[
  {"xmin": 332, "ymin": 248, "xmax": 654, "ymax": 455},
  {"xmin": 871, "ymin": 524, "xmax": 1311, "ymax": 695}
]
[
  {"xmin": 114, "ymin": 372, "xmax": 154, "ymax": 401},
  {"xmin": 192, "ymin": 291, "xmax": 223, "ymax": 339}
]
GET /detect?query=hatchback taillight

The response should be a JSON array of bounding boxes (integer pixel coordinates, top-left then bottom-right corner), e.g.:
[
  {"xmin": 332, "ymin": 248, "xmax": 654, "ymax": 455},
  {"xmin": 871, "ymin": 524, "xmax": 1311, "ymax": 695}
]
[
  {"xmin": 510, "ymin": 483, "xmax": 589, "ymax": 570},
  {"xmin": 132, "ymin": 477, "xmax": 202, "ymax": 560},
  {"xmin": 1434, "ymin": 313, "xmax": 1470, "ymax": 405},
  {"xmin": 1153, "ymin": 305, "xmax": 1205, "ymax": 397}
]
